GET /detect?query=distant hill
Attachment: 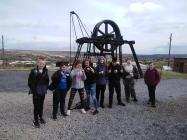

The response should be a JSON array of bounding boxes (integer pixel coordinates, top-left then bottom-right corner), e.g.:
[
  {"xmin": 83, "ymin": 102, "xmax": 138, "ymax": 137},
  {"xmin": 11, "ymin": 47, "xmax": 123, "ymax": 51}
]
[
  {"xmin": 137, "ymin": 54, "xmax": 187, "ymax": 61},
  {"xmin": 0, "ymin": 49, "xmax": 186, "ymax": 62},
  {"xmin": 1, "ymin": 49, "xmax": 75, "ymax": 57}
]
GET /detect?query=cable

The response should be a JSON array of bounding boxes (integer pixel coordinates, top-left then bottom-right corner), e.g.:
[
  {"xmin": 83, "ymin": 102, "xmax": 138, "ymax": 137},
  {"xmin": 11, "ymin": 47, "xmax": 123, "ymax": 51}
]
[
  {"xmin": 71, "ymin": 15, "xmax": 78, "ymax": 40},
  {"xmin": 76, "ymin": 16, "xmax": 84, "ymax": 37}
]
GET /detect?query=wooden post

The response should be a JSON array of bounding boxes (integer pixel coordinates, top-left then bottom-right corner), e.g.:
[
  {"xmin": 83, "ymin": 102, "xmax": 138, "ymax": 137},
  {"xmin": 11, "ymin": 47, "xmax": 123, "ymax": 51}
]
[
  {"xmin": 168, "ymin": 33, "xmax": 172, "ymax": 67},
  {"xmin": 2, "ymin": 35, "xmax": 5, "ymax": 68}
]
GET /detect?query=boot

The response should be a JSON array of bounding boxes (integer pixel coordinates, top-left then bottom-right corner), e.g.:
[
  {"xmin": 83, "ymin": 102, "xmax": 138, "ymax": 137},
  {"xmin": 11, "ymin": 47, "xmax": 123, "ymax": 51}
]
[
  {"xmin": 33, "ymin": 120, "xmax": 40, "ymax": 128},
  {"xmin": 118, "ymin": 102, "xmax": 126, "ymax": 106},
  {"xmin": 93, "ymin": 110, "xmax": 99, "ymax": 115},
  {"xmin": 39, "ymin": 118, "xmax": 46, "ymax": 124}
]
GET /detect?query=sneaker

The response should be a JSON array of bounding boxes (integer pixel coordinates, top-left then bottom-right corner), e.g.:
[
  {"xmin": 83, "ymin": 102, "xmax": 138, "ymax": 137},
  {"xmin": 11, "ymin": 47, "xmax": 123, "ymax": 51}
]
[
  {"xmin": 118, "ymin": 102, "xmax": 126, "ymax": 106},
  {"xmin": 93, "ymin": 110, "xmax": 99, "ymax": 115},
  {"xmin": 81, "ymin": 109, "xmax": 86, "ymax": 114},
  {"xmin": 33, "ymin": 121, "xmax": 40, "ymax": 128},
  {"xmin": 67, "ymin": 110, "xmax": 71, "ymax": 116},
  {"xmin": 53, "ymin": 115, "xmax": 57, "ymax": 120},
  {"xmin": 39, "ymin": 118, "xmax": 46, "ymax": 124}
]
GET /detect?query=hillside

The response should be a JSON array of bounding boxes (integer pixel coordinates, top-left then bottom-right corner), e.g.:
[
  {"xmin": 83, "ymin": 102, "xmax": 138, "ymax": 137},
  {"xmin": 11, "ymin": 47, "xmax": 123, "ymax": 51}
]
[{"xmin": 0, "ymin": 49, "xmax": 186, "ymax": 62}]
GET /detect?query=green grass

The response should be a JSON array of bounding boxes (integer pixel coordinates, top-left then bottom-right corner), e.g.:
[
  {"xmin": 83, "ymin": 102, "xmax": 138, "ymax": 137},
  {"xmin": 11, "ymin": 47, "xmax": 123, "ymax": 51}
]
[{"xmin": 161, "ymin": 70, "xmax": 187, "ymax": 80}]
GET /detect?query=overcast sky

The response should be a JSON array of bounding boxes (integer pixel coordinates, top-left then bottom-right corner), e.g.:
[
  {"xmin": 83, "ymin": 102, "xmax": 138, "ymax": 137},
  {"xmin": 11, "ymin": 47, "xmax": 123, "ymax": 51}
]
[{"xmin": 0, "ymin": 0, "xmax": 187, "ymax": 54}]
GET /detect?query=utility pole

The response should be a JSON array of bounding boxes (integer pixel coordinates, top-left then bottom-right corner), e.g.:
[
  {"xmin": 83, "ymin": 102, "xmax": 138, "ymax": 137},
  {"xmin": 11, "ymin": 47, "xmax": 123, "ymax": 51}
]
[
  {"xmin": 168, "ymin": 33, "xmax": 172, "ymax": 67},
  {"xmin": 70, "ymin": 12, "xmax": 72, "ymax": 65},
  {"xmin": 1, "ymin": 35, "xmax": 5, "ymax": 68}
]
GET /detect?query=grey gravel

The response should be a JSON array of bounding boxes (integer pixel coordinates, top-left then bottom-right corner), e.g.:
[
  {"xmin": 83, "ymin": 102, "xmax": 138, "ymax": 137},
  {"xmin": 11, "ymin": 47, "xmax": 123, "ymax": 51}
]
[{"xmin": 0, "ymin": 70, "xmax": 187, "ymax": 140}]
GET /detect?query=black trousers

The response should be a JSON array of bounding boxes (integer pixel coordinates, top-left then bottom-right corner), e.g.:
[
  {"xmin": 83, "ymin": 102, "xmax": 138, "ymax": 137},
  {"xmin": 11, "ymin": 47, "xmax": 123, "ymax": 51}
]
[
  {"xmin": 148, "ymin": 85, "xmax": 156, "ymax": 105},
  {"xmin": 96, "ymin": 84, "xmax": 106, "ymax": 106},
  {"xmin": 68, "ymin": 88, "xmax": 85, "ymax": 110},
  {"xmin": 108, "ymin": 82, "xmax": 122, "ymax": 106},
  {"xmin": 53, "ymin": 89, "xmax": 67, "ymax": 116},
  {"xmin": 123, "ymin": 78, "xmax": 137, "ymax": 101},
  {"xmin": 33, "ymin": 95, "xmax": 45, "ymax": 121}
]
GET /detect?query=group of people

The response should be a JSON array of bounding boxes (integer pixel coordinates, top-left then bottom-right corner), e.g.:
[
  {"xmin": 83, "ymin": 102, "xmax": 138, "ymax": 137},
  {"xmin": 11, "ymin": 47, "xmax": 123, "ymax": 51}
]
[{"xmin": 28, "ymin": 57, "xmax": 160, "ymax": 128}]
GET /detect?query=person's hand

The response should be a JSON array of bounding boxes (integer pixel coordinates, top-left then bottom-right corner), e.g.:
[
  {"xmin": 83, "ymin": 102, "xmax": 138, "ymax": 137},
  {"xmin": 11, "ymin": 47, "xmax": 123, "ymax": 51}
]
[
  {"xmin": 114, "ymin": 70, "xmax": 118, "ymax": 73},
  {"xmin": 130, "ymin": 73, "xmax": 133, "ymax": 77},
  {"xmin": 81, "ymin": 69, "xmax": 84, "ymax": 73},
  {"xmin": 61, "ymin": 71, "xmax": 64, "ymax": 76},
  {"xmin": 99, "ymin": 71, "xmax": 104, "ymax": 74},
  {"xmin": 90, "ymin": 67, "xmax": 94, "ymax": 72}
]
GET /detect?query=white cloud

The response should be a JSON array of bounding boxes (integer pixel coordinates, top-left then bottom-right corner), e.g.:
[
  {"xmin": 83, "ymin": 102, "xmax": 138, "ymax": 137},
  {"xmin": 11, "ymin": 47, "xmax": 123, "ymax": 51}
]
[{"xmin": 129, "ymin": 2, "xmax": 164, "ymax": 13}]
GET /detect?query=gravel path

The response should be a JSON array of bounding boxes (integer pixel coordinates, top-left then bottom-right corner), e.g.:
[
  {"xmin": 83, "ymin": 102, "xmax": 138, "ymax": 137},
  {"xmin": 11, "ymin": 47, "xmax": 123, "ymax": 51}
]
[{"xmin": 0, "ymin": 70, "xmax": 187, "ymax": 140}]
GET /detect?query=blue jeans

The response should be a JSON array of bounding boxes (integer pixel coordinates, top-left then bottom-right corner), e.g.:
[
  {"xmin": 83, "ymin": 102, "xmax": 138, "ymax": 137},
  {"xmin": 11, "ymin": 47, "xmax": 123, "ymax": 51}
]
[{"xmin": 85, "ymin": 83, "xmax": 98, "ymax": 110}]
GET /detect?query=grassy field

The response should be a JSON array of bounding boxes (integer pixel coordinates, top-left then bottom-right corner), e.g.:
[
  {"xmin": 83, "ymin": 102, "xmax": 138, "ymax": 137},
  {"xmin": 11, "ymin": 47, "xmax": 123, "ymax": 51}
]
[
  {"xmin": 161, "ymin": 70, "xmax": 187, "ymax": 79},
  {"xmin": 1, "ymin": 67, "xmax": 187, "ymax": 80}
]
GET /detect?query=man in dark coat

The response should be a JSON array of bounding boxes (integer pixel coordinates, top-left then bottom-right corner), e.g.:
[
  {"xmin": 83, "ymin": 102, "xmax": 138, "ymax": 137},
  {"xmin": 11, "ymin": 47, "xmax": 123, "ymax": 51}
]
[
  {"xmin": 108, "ymin": 57, "xmax": 125, "ymax": 108},
  {"xmin": 28, "ymin": 59, "xmax": 49, "ymax": 128}
]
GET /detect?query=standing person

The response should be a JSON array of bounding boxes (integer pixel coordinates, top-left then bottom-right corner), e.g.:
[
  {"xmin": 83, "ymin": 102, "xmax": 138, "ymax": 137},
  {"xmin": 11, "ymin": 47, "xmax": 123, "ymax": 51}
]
[
  {"xmin": 67, "ymin": 60, "xmax": 87, "ymax": 115},
  {"xmin": 144, "ymin": 62, "xmax": 160, "ymax": 107},
  {"xmin": 96, "ymin": 56, "xmax": 108, "ymax": 108},
  {"xmin": 28, "ymin": 59, "xmax": 49, "ymax": 128},
  {"xmin": 49, "ymin": 62, "xmax": 72, "ymax": 120},
  {"xmin": 83, "ymin": 59, "xmax": 99, "ymax": 115},
  {"xmin": 108, "ymin": 57, "xmax": 125, "ymax": 108},
  {"xmin": 122, "ymin": 58, "xmax": 139, "ymax": 103}
]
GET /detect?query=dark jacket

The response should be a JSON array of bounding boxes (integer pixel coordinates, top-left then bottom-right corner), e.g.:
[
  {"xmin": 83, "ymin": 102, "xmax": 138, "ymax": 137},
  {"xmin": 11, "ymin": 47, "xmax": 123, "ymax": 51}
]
[
  {"xmin": 49, "ymin": 70, "xmax": 72, "ymax": 91},
  {"xmin": 28, "ymin": 66, "xmax": 49, "ymax": 96},
  {"xmin": 122, "ymin": 65, "xmax": 139, "ymax": 80},
  {"xmin": 84, "ymin": 66, "xmax": 96, "ymax": 84},
  {"xmin": 96, "ymin": 64, "xmax": 108, "ymax": 85},
  {"xmin": 144, "ymin": 68, "xmax": 160, "ymax": 86},
  {"xmin": 108, "ymin": 63, "xmax": 122, "ymax": 83}
]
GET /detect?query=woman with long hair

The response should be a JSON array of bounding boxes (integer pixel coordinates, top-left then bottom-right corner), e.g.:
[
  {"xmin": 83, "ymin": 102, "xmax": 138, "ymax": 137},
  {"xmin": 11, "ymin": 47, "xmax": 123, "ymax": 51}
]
[
  {"xmin": 66, "ymin": 60, "xmax": 87, "ymax": 115},
  {"xmin": 96, "ymin": 56, "xmax": 108, "ymax": 108}
]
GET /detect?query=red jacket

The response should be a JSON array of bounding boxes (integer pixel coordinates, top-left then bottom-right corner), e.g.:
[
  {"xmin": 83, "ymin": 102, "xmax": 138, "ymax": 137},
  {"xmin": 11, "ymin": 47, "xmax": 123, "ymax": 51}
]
[{"xmin": 144, "ymin": 68, "xmax": 160, "ymax": 86}]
